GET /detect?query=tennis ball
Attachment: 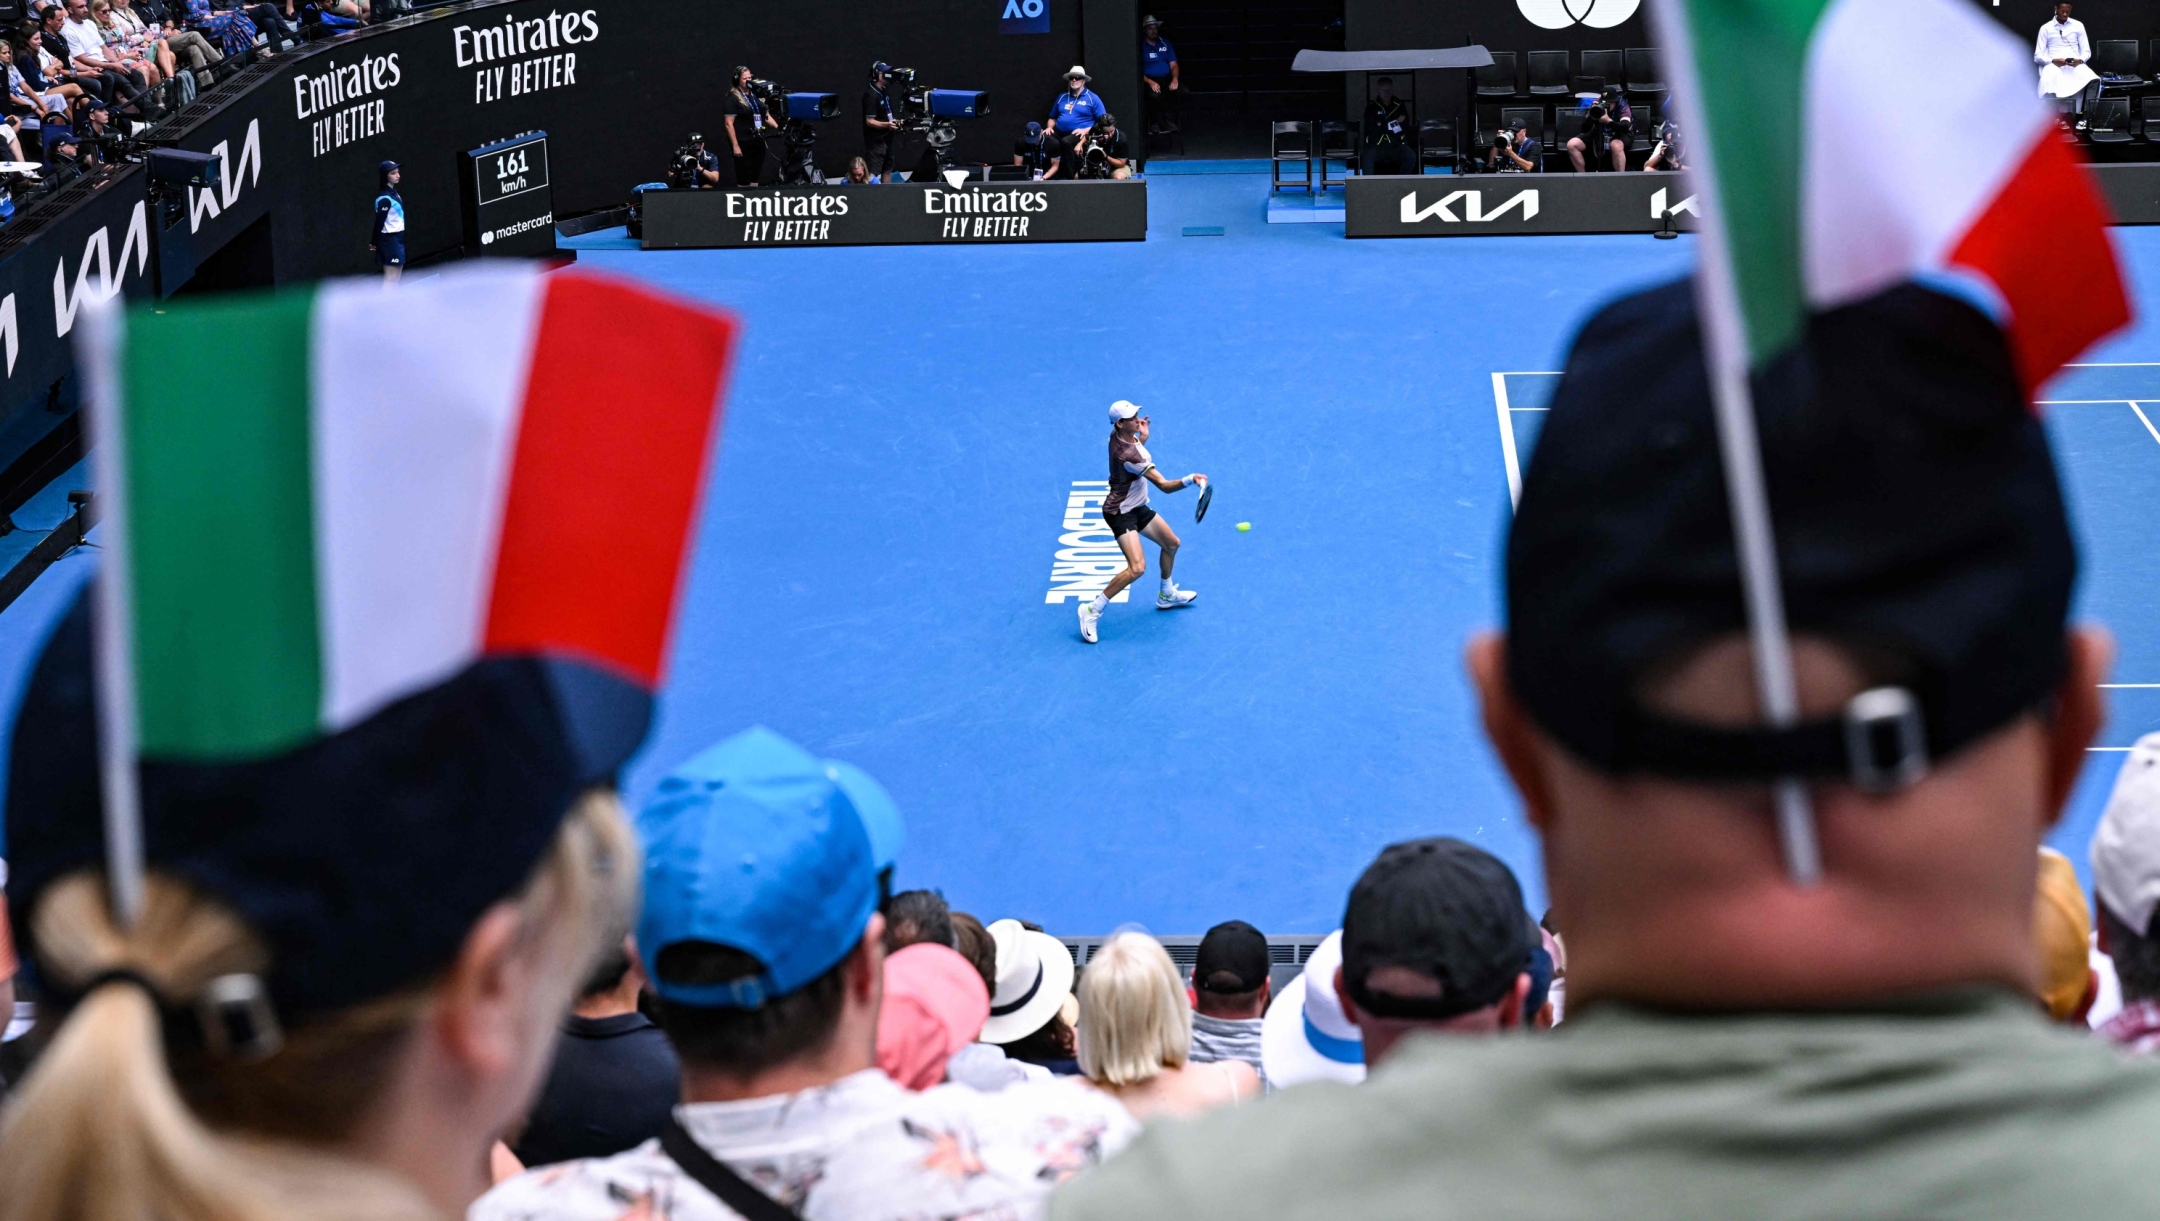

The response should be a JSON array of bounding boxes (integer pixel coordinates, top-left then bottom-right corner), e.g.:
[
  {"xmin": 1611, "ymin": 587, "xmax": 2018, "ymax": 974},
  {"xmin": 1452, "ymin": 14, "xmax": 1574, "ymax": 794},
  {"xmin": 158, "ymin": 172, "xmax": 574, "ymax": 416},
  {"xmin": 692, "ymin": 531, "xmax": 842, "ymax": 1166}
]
[{"xmin": 1236, "ymin": 521, "xmax": 1252, "ymax": 532}]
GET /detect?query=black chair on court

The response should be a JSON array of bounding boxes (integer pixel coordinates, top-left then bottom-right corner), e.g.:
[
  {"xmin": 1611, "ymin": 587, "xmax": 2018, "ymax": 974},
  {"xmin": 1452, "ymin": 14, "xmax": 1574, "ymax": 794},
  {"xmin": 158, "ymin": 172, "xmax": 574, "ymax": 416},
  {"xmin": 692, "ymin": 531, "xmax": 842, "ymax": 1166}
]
[
  {"xmin": 1318, "ymin": 120, "xmax": 1358, "ymax": 187},
  {"xmin": 1271, "ymin": 120, "xmax": 1314, "ymax": 192},
  {"xmin": 1580, "ymin": 50, "xmax": 1624, "ymax": 96},
  {"xmin": 1477, "ymin": 52, "xmax": 1520, "ymax": 99},
  {"xmin": 1528, "ymin": 50, "xmax": 1571, "ymax": 96},
  {"xmin": 1625, "ymin": 48, "xmax": 1666, "ymax": 103},
  {"xmin": 2086, "ymin": 96, "xmax": 2136, "ymax": 145},
  {"xmin": 2093, "ymin": 40, "xmax": 2140, "ymax": 80},
  {"xmin": 1417, "ymin": 118, "xmax": 1458, "ymax": 173}
]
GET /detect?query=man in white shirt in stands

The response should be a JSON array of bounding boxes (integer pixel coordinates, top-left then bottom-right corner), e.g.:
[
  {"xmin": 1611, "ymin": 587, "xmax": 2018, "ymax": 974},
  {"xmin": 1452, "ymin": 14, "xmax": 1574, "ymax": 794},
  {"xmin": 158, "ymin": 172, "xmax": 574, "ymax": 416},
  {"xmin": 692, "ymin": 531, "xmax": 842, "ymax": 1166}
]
[{"xmin": 2037, "ymin": 2, "xmax": 2099, "ymax": 114}]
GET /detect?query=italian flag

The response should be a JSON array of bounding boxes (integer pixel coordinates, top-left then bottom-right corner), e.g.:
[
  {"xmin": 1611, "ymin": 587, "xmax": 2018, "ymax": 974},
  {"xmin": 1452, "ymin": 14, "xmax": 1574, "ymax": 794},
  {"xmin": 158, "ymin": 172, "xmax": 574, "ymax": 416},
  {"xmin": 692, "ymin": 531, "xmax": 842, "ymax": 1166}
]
[
  {"xmin": 85, "ymin": 264, "xmax": 738, "ymax": 762},
  {"xmin": 1654, "ymin": 0, "xmax": 2129, "ymax": 388}
]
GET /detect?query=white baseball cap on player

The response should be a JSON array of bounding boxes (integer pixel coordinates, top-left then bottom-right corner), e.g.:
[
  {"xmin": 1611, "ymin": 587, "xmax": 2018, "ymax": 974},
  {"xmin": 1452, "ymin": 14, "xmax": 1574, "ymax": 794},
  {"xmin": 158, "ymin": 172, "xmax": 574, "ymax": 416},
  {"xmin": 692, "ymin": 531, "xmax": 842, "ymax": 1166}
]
[{"xmin": 1109, "ymin": 400, "xmax": 1142, "ymax": 423}]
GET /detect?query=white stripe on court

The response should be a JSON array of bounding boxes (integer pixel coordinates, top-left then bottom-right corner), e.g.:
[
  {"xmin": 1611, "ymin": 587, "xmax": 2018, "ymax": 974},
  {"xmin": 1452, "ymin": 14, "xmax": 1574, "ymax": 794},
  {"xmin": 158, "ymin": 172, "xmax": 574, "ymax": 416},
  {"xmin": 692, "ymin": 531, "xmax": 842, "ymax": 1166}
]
[
  {"xmin": 2101, "ymin": 683, "xmax": 2160, "ymax": 688},
  {"xmin": 2091, "ymin": 747, "xmax": 2135, "ymax": 752},
  {"xmin": 2037, "ymin": 399, "xmax": 2146, "ymax": 405},
  {"xmin": 2129, "ymin": 402, "xmax": 2160, "ymax": 447},
  {"xmin": 2065, "ymin": 362, "xmax": 2160, "ymax": 367},
  {"xmin": 1493, "ymin": 372, "xmax": 1523, "ymax": 510}
]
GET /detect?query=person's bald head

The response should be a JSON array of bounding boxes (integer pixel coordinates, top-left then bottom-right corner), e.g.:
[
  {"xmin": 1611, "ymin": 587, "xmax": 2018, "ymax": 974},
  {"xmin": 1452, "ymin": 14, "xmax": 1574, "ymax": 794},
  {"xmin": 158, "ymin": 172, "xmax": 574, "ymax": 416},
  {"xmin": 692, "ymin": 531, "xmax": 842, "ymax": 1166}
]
[{"xmin": 1483, "ymin": 278, "xmax": 2102, "ymax": 1012}]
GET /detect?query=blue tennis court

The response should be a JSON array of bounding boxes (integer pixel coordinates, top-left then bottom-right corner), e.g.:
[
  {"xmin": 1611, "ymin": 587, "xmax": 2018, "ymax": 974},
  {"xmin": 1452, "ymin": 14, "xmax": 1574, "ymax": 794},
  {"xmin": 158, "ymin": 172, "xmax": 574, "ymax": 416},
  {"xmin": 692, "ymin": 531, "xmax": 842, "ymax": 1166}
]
[{"xmin": 4, "ymin": 167, "xmax": 2157, "ymax": 937}]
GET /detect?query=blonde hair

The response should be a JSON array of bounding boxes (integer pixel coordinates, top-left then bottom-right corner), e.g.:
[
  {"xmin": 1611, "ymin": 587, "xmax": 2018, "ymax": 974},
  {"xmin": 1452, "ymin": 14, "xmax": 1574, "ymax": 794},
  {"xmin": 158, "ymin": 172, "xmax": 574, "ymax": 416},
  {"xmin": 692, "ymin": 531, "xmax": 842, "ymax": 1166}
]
[
  {"xmin": 0, "ymin": 788, "xmax": 636, "ymax": 1221},
  {"xmin": 1074, "ymin": 932, "xmax": 1190, "ymax": 1087}
]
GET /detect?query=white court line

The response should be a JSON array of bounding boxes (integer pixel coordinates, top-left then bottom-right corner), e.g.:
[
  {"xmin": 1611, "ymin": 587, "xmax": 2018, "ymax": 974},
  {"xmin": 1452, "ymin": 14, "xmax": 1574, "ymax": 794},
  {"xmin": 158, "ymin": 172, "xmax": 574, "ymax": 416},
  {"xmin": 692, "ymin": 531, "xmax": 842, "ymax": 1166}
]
[
  {"xmin": 1493, "ymin": 372, "xmax": 1524, "ymax": 510},
  {"xmin": 2065, "ymin": 362, "xmax": 2160, "ymax": 367},
  {"xmin": 2100, "ymin": 683, "xmax": 2160, "ymax": 688},
  {"xmin": 2129, "ymin": 402, "xmax": 2160, "ymax": 447},
  {"xmin": 2090, "ymin": 747, "xmax": 2135, "ymax": 752},
  {"xmin": 2037, "ymin": 399, "xmax": 2146, "ymax": 405}
]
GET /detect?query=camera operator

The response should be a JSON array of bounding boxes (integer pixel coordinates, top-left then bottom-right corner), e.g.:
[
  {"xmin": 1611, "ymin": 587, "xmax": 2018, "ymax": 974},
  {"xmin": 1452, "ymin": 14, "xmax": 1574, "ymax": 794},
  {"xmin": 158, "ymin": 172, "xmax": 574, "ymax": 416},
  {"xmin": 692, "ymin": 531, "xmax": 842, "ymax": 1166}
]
[
  {"xmin": 671, "ymin": 131, "xmax": 721, "ymax": 188},
  {"xmin": 1045, "ymin": 64, "xmax": 1106, "ymax": 176},
  {"xmin": 1644, "ymin": 116, "xmax": 1685, "ymax": 171},
  {"xmin": 1014, "ymin": 119, "xmax": 1053, "ymax": 178},
  {"xmin": 862, "ymin": 61, "xmax": 898, "ymax": 183},
  {"xmin": 1047, "ymin": 111, "xmax": 1130, "ymax": 179},
  {"xmin": 1140, "ymin": 15, "xmax": 1180, "ymax": 135},
  {"xmin": 1567, "ymin": 87, "xmax": 1631, "ymax": 172},
  {"xmin": 1484, "ymin": 116, "xmax": 1541, "ymax": 173},
  {"xmin": 724, "ymin": 64, "xmax": 770, "ymax": 186},
  {"xmin": 1361, "ymin": 76, "xmax": 1412, "ymax": 174}
]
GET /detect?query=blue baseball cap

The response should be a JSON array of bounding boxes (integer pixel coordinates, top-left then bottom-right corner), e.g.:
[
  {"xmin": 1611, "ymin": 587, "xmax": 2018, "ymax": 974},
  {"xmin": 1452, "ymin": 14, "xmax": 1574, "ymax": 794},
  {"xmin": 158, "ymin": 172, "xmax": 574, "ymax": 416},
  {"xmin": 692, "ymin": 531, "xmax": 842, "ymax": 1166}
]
[
  {"xmin": 637, "ymin": 726, "xmax": 880, "ymax": 1008},
  {"xmin": 823, "ymin": 759, "xmax": 902, "ymax": 876}
]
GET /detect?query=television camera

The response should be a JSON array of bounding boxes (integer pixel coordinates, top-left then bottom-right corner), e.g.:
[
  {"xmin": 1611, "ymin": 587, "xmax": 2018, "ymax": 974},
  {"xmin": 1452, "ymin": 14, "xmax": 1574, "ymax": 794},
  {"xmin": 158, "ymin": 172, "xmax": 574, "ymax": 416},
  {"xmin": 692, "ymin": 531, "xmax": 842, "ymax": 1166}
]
[
  {"xmin": 878, "ymin": 65, "xmax": 989, "ymax": 177},
  {"xmin": 747, "ymin": 78, "xmax": 842, "ymax": 184}
]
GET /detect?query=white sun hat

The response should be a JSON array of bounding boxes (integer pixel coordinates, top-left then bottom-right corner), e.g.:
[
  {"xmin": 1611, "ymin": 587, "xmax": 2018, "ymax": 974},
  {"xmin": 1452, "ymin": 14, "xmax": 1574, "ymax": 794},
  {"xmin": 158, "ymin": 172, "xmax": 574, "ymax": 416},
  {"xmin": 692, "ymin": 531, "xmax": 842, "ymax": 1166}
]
[
  {"xmin": 1109, "ymin": 399, "xmax": 1142, "ymax": 423},
  {"xmin": 978, "ymin": 918, "xmax": 1078, "ymax": 1045},
  {"xmin": 1260, "ymin": 930, "xmax": 1365, "ymax": 1087}
]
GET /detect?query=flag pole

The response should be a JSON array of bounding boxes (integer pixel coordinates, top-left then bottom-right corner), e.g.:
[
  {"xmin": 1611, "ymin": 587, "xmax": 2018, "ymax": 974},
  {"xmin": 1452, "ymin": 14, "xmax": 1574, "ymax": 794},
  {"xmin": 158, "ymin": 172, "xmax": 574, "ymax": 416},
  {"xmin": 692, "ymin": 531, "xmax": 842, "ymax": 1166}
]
[
  {"xmin": 1645, "ymin": 0, "xmax": 1821, "ymax": 884},
  {"xmin": 82, "ymin": 300, "xmax": 147, "ymax": 927}
]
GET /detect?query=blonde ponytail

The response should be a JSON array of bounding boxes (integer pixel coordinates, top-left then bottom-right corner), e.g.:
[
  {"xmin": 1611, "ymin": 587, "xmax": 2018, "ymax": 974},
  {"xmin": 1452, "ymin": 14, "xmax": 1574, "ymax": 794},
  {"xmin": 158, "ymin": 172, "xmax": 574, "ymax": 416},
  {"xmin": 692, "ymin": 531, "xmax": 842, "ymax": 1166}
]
[{"xmin": 0, "ymin": 788, "xmax": 637, "ymax": 1221}]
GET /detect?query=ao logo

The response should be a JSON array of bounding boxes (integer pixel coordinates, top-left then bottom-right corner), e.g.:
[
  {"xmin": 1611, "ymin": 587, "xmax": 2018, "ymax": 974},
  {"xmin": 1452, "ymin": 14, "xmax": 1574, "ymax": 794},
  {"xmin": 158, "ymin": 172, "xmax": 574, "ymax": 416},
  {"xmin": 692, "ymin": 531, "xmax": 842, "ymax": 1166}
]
[
  {"xmin": 1517, "ymin": 0, "xmax": 1638, "ymax": 29},
  {"xmin": 1003, "ymin": 0, "xmax": 1044, "ymax": 16}
]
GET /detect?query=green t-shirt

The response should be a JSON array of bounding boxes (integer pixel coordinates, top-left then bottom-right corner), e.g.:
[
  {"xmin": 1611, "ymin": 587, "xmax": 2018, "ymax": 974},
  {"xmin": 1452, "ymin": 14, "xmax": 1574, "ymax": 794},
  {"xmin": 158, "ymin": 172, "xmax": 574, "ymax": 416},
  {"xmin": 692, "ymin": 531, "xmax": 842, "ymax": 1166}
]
[{"xmin": 1053, "ymin": 988, "xmax": 2160, "ymax": 1221}]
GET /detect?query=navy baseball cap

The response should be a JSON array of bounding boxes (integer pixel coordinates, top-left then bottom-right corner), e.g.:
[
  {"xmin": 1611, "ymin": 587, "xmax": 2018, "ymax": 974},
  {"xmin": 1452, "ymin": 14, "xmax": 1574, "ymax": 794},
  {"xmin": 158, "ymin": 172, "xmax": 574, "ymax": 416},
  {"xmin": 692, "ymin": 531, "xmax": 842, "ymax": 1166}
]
[
  {"xmin": 1341, "ymin": 837, "xmax": 1533, "ymax": 1020},
  {"xmin": 6, "ymin": 591, "xmax": 648, "ymax": 1019},
  {"xmin": 638, "ymin": 726, "xmax": 880, "ymax": 1008},
  {"xmin": 1027, "ymin": 121, "xmax": 1043, "ymax": 137},
  {"xmin": 1507, "ymin": 279, "xmax": 2074, "ymax": 788}
]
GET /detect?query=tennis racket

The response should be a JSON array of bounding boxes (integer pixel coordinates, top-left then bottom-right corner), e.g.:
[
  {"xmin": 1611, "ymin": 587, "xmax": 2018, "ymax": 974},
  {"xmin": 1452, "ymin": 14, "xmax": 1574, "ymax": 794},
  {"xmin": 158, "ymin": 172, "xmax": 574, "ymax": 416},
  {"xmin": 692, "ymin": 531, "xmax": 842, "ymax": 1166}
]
[{"xmin": 1195, "ymin": 482, "xmax": 1214, "ymax": 523}]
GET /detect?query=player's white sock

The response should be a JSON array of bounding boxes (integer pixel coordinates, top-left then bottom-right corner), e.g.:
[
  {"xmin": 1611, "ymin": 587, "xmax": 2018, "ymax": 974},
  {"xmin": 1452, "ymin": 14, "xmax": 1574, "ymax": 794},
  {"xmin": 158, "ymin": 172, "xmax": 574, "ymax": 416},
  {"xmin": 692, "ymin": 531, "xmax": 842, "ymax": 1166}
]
[
  {"xmin": 1160, "ymin": 578, "xmax": 1174, "ymax": 595},
  {"xmin": 1088, "ymin": 593, "xmax": 1108, "ymax": 614}
]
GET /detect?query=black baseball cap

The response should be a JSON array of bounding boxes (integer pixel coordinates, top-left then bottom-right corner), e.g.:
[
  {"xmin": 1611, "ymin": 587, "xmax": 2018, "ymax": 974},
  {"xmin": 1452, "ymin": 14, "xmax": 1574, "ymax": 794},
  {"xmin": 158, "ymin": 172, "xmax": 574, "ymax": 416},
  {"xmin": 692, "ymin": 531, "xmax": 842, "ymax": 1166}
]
[
  {"xmin": 1194, "ymin": 919, "xmax": 1269, "ymax": 993},
  {"xmin": 1507, "ymin": 278, "xmax": 2074, "ymax": 789},
  {"xmin": 6, "ymin": 592, "xmax": 649, "ymax": 1021},
  {"xmin": 1341, "ymin": 838, "xmax": 1532, "ymax": 1020}
]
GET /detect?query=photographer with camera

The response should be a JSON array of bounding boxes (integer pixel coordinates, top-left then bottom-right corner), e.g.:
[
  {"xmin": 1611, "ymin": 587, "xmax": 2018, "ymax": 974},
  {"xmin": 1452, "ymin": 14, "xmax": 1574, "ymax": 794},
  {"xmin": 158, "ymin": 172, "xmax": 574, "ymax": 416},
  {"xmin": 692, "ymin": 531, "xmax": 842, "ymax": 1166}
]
[
  {"xmin": 862, "ymin": 61, "xmax": 898, "ymax": 183},
  {"xmin": 724, "ymin": 64, "xmax": 770, "ymax": 186},
  {"xmin": 1047, "ymin": 111, "xmax": 1130, "ymax": 179},
  {"xmin": 1014, "ymin": 119, "xmax": 1053, "ymax": 178},
  {"xmin": 1046, "ymin": 64, "xmax": 1106, "ymax": 177},
  {"xmin": 1484, "ymin": 116, "xmax": 1541, "ymax": 173},
  {"xmin": 670, "ymin": 131, "xmax": 721, "ymax": 189},
  {"xmin": 1567, "ymin": 87, "xmax": 1631, "ymax": 172},
  {"xmin": 1361, "ymin": 76, "xmax": 1412, "ymax": 175},
  {"xmin": 1644, "ymin": 116, "xmax": 1685, "ymax": 171}
]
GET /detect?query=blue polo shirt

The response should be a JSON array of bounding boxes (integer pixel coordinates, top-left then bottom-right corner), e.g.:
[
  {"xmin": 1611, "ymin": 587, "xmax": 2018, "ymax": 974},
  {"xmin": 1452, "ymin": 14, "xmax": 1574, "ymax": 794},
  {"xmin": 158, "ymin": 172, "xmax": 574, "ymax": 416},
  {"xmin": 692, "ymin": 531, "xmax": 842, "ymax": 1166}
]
[
  {"xmin": 1142, "ymin": 36, "xmax": 1177, "ymax": 79},
  {"xmin": 1049, "ymin": 88, "xmax": 1107, "ymax": 134}
]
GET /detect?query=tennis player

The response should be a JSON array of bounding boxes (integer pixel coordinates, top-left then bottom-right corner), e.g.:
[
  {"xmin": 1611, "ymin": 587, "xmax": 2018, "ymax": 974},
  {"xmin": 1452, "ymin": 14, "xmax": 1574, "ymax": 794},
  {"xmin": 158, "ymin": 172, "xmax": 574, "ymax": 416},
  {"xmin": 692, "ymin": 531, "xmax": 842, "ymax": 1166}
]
[{"xmin": 1080, "ymin": 400, "xmax": 1206, "ymax": 644}]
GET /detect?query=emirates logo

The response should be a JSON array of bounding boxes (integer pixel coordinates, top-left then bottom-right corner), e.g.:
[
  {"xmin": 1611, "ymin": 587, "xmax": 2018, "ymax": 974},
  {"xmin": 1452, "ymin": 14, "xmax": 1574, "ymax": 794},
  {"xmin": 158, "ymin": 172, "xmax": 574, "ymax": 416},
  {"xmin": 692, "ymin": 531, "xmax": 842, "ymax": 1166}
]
[{"xmin": 1517, "ymin": 0, "xmax": 1639, "ymax": 29}]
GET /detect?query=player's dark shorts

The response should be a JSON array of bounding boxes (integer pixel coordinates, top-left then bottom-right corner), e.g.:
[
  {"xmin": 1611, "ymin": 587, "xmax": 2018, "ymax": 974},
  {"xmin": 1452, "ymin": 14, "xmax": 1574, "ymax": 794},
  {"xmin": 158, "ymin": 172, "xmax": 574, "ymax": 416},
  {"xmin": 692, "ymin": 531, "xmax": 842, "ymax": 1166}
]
[
  {"xmin": 375, "ymin": 233, "xmax": 405, "ymax": 267},
  {"xmin": 1104, "ymin": 505, "xmax": 1156, "ymax": 537}
]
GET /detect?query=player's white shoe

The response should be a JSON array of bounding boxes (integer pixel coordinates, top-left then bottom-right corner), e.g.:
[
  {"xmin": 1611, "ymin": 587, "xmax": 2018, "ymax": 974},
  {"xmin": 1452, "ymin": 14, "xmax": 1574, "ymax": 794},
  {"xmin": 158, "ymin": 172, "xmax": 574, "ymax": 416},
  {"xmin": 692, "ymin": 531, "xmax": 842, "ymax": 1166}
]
[
  {"xmin": 1157, "ymin": 584, "xmax": 1198, "ymax": 610},
  {"xmin": 1079, "ymin": 601, "xmax": 1101, "ymax": 643}
]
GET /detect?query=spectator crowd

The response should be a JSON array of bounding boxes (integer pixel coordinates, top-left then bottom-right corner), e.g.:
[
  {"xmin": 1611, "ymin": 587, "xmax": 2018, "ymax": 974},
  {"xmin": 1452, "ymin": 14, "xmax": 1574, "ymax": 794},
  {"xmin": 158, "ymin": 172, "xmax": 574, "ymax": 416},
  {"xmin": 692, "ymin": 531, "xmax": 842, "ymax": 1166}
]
[{"xmin": 4, "ymin": 274, "xmax": 2160, "ymax": 1221}]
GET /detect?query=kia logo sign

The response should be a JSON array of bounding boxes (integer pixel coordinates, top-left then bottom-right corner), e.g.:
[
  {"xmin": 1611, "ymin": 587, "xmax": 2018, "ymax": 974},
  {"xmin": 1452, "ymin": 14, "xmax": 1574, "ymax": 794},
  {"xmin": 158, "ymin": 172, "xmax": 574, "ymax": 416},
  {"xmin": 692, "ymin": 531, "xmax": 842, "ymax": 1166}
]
[{"xmin": 1517, "ymin": 0, "xmax": 1638, "ymax": 29}]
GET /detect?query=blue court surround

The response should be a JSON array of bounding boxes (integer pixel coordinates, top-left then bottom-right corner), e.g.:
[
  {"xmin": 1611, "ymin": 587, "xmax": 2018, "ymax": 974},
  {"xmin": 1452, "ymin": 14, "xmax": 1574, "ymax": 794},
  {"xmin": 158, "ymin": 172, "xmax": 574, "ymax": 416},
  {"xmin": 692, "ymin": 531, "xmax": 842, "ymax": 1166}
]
[{"xmin": 2, "ymin": 169, "xmax": 2156, "ymax": 938}]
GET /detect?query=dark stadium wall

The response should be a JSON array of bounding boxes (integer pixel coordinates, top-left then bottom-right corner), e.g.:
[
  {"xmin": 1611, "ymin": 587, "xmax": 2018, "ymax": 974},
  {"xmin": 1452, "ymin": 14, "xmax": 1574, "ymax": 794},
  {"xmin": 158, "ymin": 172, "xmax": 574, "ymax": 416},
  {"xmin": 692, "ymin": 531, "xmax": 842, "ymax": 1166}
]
[
  {"xmin": 1981, "ymin": 0, "xmax": 2160, "ymax": 47},
  {"xmin": 1341, "ymin": 0, "xmax": 1651, "ymax": 128}
]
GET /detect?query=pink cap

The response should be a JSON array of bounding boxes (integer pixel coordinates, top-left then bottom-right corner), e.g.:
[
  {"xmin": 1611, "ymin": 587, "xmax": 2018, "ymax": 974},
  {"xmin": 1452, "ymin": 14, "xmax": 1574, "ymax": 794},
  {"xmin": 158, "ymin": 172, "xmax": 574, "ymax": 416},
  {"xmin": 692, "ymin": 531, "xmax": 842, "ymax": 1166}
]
[{"xmin": 877, "ymin": 943, "xmax": 992, "ymax": 1090}]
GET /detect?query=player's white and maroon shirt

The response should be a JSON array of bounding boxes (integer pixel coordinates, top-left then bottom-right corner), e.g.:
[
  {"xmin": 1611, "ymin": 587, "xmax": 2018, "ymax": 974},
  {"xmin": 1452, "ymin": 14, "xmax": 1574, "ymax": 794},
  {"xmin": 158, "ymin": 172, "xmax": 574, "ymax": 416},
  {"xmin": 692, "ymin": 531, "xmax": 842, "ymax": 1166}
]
[{"xmin": 1106, "ymin": 435, "xmax": 1155, "ymax": 515}]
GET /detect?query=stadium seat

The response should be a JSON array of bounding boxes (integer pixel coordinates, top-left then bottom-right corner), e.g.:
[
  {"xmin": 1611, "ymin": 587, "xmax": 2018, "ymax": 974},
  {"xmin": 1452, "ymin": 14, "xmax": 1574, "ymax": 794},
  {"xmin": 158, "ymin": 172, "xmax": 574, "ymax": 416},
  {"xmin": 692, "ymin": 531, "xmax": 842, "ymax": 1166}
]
[
  {"xmin": 2087, "ymin": 96, "xmax": 2135, "ymax": 145},
  {"xmin": 2093, "ymin": 40, "xmax": 2140, "ymax": 79},
  {"xmin": 1552, "ymin": 101, "xmax": 1583, "ymax": 149},
  {"xmin": 1271, "ymin": 120, "xmax": 1314, "ymax": 193},
  {"xmin": 1629, "ymin": 100, "xmax": 1659, "ymax": 156},
  {"xmin": 1318, "ymin": 121, "xmax": 1358, "ymax": 187},
  {"xmin": 1624, "ymin": 48, "xmax": 1666, "ymax": 100},
  {"xmin": 2141, "ymin": 96, "xmax": 2160, "ymax": 141},
  {"xmin": 1417, "ymin": 118, "xmax": 1458, "ymax": 172},
  {"xmin": 1477, "ymin": 52, "xmax": 1520, "ymax": 98},
  {"xmin": 1527, "ymin": 51, "xmax": 1571, "ymax": 96},
  {"xmin": 1580, "ymin": 50, "xmax": 1624, "ymax": 95},
  {"xmin": 2150, "ymin": 41, "xmax": 2160, "ymax": 80}
]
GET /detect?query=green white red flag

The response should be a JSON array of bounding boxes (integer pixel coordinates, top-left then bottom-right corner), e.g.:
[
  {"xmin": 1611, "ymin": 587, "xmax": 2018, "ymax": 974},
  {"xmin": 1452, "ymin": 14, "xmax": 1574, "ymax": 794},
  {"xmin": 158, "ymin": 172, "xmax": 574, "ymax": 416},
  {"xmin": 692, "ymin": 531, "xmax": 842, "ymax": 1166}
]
[
  {"xmin": 1652, "ymin": 0, "xmax": 2129, "ymax": 389},
  {"xmin": 84, "ymin": 264, "xmax": 738, "ymax": 763}
]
